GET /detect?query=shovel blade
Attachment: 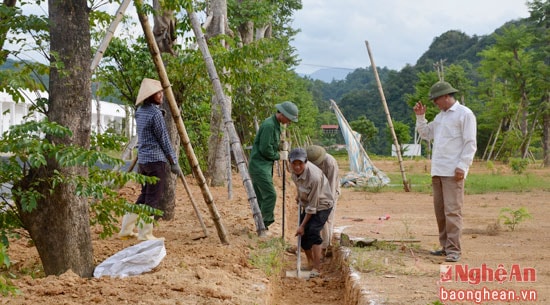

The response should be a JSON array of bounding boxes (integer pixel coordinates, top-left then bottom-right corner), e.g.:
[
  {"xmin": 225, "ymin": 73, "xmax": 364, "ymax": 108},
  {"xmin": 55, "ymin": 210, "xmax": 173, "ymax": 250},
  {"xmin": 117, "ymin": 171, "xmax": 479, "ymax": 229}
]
[{"xmin": 285, "ymin": 270, "xmax": 311, "ymax": 279}]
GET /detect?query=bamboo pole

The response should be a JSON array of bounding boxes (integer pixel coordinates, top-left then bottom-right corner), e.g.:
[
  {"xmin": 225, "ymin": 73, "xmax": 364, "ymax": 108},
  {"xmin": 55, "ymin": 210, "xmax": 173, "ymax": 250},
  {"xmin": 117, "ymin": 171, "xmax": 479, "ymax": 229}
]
[
  {"xmin": 364, "ymin": 40, "xmax": 410, "ymax": 192},
  {"xmin": 90, "ymin": 0, "xmax": 131, "ymax": 72},
  {"xmin": 186, "ymin": 6, "xmax": 267, "ymax": 236},
  {"xmin": 177, "ymin": 172, "xmax": 208, "ymax": 237},
  {"xmin": 226, "ymin": 137, "xmax": 233, "ymax": 200},
  {"xmin": 135, "ymin": 0, "xmax": 228, "ymax": 244}
]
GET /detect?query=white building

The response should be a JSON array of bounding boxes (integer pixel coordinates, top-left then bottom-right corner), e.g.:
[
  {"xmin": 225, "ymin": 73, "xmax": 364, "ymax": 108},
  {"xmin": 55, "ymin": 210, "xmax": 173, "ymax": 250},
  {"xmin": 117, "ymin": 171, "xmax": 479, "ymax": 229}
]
[
  {"xmin": 391, "ymin": 144, "xmax": 421, "ymax": 157},
  {"xmin": 0, "ymin": 90, "xmax": 134, "ymax": 136}
]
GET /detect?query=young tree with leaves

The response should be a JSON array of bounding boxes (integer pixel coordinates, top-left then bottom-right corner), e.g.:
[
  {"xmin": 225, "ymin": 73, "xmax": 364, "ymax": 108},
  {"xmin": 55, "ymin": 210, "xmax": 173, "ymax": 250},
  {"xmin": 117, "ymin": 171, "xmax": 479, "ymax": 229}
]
[{"xmin": 478, "ymin": 24, "xmax": 541, "ymax": 161}]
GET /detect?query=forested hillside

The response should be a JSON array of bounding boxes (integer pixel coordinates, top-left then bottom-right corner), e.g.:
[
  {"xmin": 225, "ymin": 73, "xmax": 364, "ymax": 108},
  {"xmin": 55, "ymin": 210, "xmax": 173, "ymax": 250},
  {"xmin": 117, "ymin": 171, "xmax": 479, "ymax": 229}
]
[
  {"xmin": 306, "ymin": 14, "xmax": 548, "ymax": 163},
  {"xmin": 1, "ymin": 4, "xmax": 547, "ymax": 163}
]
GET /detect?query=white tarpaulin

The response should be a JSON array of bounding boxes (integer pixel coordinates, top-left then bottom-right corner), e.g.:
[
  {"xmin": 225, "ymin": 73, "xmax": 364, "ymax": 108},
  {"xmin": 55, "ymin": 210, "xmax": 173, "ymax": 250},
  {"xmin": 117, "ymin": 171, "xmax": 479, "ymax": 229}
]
[
  {"xmin": 93, "ymin": 239, "xmax": 166, "ymax": 278},
  {"xmin": 331, "ymin": 100, "xmax": 390, "ymax": 187}
]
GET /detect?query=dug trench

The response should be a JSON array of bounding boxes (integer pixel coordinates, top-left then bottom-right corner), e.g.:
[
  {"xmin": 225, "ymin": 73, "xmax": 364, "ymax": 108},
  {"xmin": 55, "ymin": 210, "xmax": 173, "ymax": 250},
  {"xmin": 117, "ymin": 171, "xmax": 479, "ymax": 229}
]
[{"xmin": 3, "ymin": 160, "xmax": 550, "ymax": 304}]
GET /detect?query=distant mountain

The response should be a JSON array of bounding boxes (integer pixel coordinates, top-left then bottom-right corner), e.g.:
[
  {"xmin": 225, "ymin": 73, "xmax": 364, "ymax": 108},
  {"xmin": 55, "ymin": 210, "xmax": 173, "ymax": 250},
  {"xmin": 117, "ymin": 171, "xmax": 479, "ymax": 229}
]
[{"xmin": 306, "ymin": 68, "xmax": 354, "ymax": 82}]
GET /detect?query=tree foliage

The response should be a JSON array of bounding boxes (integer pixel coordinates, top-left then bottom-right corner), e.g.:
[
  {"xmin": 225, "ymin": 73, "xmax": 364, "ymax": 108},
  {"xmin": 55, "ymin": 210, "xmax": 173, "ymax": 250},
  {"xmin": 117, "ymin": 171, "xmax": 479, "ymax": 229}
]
[
  {"xmin": 477, "ymin": 23, "xmax": 545, "ymax": 161},
  {"xmin": 349, "ymin": 116, "xmax": 378, "ymax": 150},
  {"xmin": 305, "ymin": 2, "xmax": 547, "ymax": 162},
  {"xmin": 0, "ymin": 0, "xmax": 548, "ymax": 291}
]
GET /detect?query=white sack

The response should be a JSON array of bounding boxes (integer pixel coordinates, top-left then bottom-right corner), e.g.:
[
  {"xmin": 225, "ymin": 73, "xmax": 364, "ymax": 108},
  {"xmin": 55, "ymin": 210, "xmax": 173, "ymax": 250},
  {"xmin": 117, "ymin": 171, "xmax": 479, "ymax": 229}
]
[{"xmin": 93, "ymin": 239, "xmax": 166, "ymax": 278}]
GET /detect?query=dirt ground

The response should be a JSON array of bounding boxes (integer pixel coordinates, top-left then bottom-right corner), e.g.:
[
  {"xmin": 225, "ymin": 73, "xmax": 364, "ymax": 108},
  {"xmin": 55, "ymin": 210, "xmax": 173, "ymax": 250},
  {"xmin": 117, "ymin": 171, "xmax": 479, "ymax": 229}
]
[{"xmin": 2, "ymin": 159, "xmax": 549, "ymax": 305}]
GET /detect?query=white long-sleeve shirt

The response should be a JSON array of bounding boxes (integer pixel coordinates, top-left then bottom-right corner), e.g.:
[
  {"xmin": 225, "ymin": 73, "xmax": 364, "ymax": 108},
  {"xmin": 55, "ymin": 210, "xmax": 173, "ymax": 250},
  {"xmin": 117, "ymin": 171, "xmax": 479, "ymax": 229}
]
[{"xmin": 416, "ymin": 102, "xmax": 477, "ymax": 177}]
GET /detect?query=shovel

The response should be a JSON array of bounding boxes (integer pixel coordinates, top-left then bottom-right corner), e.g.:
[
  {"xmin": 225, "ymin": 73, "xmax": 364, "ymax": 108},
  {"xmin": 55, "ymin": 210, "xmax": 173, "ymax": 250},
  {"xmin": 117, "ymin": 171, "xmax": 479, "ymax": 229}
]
[{"xmin": 285, "ymin": 200, "xmax": 310, "ymax": 279}]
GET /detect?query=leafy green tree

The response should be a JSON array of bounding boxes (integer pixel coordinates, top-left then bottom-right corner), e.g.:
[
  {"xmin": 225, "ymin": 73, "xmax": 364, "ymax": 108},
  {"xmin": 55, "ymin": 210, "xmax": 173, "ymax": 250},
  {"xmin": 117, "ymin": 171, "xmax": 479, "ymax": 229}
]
[
  {"xmin": 15, "ymin": 0, "xmax": 97, "ymax": 278},
  {"xmin": 317, "ymin": 110, "xmax": 337, "ymax": 125},
  {"xmin": 382, "ymin": 65, "xmax": 419, "ymax": 128},
  {"xmin": 388, "ymin": 120, "xmax": 411, "ymax": 156},
  {"xmin": 349, "ymin": 116, "xmax": 378, "ymax": 151},
  {"xmin": 0, "ymin": 0, "xmax": 165, "ymax": 282},
  {"xmin": 478, "ymin": 23, "xmax": 542, "ymax": 161},
  {"xmin": 93, "ymin": 0, "xmax": 316, "ymax": 170},
  {"xmin": 0, "ymin": 0, "xmax": 49, "ymax": 95},
  {"xmin": 526, "ymin": 0, "xmax": 550, "ymax": 166}
]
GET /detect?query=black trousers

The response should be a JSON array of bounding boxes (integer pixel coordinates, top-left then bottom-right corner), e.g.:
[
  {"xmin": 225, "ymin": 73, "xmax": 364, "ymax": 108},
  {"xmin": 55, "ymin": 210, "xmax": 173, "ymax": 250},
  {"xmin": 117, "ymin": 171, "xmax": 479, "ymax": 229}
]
[{"xmin": 136, "ymin": 161, "xmax": 168, "ymax": 210}]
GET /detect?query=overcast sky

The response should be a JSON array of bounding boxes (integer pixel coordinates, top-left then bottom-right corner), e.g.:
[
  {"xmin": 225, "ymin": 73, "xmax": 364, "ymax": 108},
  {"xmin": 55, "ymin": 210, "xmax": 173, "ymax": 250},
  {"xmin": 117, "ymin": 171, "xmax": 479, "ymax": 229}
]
[
  {"xmin": 9, "ymin": 1, "xmax": 530, "ymax": 75},
  {"xmin": 291, "ymin": 0, "xmax": 531, "ymax": 74}
]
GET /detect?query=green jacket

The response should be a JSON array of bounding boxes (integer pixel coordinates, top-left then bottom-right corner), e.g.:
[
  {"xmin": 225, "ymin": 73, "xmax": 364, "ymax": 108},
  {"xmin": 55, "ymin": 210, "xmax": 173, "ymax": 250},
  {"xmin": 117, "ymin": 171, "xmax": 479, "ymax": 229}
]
[{"xmin": 249, "ymin": 115, "xmax": 280, "ymax": 174}]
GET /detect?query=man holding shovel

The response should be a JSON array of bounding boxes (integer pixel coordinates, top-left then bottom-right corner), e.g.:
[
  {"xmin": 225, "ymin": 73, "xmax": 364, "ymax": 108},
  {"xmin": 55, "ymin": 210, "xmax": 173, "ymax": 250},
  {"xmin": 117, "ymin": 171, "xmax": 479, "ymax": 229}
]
[
  {"xmin": 249, "ymin": 101, "xmax": 298, "ymax": 235},
  {"xmin": 306, "ymin": 145, "xmax": 340, "ymax": 258},
  {"xmin": 289, "ymin": 148, "xmax": 333, "ymax": 279}
]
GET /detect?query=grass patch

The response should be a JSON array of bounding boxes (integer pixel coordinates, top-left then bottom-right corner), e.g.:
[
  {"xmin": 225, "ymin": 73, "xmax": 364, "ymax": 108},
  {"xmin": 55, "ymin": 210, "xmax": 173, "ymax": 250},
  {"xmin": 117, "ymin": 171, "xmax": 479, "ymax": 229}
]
[
  {"xmin": 248, "ymin": 238, "xmax": 287, "ymax": 277},
  {"xmin": 347, "ymin": 217, "xmax": 426, "ymax": 277},
  {"xmin": 361, "ymin": 171, "xmax": 550, "ymax": 194},
  {"xmin": 349, "ymin": 242, "xmax": 424, "ymax": 276},
  {"xmin": 465, "ymin": 173, "xmax": 550, "ymax": 194}
]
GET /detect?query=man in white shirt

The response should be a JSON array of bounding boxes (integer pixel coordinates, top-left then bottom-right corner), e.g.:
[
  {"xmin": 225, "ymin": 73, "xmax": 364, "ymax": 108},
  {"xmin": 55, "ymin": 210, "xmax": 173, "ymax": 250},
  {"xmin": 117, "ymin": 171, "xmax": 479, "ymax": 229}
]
[{"xmin": 413, "ymin": 81, "xmax": 477, "ymax": 263}]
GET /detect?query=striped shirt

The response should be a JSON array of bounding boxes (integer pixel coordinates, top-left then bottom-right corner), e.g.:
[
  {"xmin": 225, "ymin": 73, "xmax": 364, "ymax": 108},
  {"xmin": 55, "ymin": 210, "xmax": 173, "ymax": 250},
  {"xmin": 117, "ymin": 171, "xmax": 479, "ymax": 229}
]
[{"xmin": 135, "ymin": 103, "xmax": 177, "ymax": 164}]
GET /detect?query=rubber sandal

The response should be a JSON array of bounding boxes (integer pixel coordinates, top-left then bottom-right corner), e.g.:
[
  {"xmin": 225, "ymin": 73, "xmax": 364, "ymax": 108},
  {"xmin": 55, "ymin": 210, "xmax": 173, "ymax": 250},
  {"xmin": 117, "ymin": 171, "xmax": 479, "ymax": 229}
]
[
  {"xmin": 286, "ymin": 246, "xmax": 298, "ymax": 254},
  {"xmin": 445, "ymin": 253, "xmax": 460, "ymax": 262},
  {"xmin": 309, "ymin": 269, "xmax": 320, "ymax": 279},
  {"xmin": 429, "ymin": 249, "xmax": 446, "ymax": 256}
]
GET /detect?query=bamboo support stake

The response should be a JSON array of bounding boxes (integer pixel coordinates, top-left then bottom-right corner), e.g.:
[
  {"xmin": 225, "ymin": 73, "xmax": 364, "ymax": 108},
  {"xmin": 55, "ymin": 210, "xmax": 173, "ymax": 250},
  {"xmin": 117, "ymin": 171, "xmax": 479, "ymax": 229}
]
[
  {"xmin": 135, "ymin": 0, "xmax": 228, "ymax": 244},
  {"xmin": 129, "ymin": 157, "xmax": 208, "ymax": 237},
  {"xmin": 226, "ymin": 137, "xmax": 233, "ymax": 200},
  {"xmin": 177, "ymin": 173, "xmax": 208, "ymax": 237},
  {"xmin": 90, "ymin": 0, "xmax": 131, "ymax": 72},
  {"xmin": 364, "ymin": 40, "xmax": 410, "ymax": 192},
  {"xmin": 127, "ymin": 155, "xmax": 138, "ymax": 173},
  {"xmin": 186, "ymin": 6, "xmax": 266, "ymax": 236}
]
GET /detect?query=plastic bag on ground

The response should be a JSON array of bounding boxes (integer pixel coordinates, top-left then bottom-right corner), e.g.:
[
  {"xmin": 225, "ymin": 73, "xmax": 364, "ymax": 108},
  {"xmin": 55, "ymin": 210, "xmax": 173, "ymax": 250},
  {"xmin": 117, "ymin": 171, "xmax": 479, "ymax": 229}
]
[{"xmin": 93, "ymin": 239, "xmax": 166, "ymax": 278}]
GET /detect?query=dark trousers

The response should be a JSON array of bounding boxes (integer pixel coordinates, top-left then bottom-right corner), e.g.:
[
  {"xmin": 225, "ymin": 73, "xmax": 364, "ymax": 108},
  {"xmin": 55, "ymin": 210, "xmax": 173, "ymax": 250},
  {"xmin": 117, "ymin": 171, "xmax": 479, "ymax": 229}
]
[
  {"xmin": 136, "ymin": 161, "xmax": 167, "ymax": 210},
  {"xmin": 300, "ymin": 208, "xmax": 332, "ymax": 250}
]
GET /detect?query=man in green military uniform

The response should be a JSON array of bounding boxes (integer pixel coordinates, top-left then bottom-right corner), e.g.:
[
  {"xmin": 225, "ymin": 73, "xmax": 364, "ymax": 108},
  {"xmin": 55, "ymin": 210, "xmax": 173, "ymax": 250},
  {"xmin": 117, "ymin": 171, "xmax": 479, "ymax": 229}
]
[{"xmin": 249, "ymin": 101, "xmax": 298, "ymax": 234}]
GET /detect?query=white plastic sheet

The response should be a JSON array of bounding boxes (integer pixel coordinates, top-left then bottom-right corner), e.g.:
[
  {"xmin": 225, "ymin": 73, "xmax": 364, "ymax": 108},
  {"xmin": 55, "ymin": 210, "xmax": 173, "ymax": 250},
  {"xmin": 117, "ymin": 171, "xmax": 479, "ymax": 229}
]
[{"xmin": 93, "ymin": 239, "xmax": 166, "ymax": 278}]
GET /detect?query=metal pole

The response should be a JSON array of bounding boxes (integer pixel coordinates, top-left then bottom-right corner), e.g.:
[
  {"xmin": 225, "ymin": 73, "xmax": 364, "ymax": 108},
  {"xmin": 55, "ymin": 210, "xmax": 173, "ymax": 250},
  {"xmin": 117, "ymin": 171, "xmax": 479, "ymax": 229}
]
[
  {"xmin": 282, "ymin": 161, "xmax": 286, "ymax": 239},
  {"xmin": 296, "ymin": 201, "xmax": 301, "ymax": 278}
]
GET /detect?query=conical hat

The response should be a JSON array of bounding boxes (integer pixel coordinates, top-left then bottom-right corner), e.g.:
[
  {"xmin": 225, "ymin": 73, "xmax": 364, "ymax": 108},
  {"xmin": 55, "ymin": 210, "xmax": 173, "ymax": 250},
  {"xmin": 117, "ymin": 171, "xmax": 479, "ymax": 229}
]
[{"xmin": 136, "ymin": 78, "xmax": 163, "ymax": 106}]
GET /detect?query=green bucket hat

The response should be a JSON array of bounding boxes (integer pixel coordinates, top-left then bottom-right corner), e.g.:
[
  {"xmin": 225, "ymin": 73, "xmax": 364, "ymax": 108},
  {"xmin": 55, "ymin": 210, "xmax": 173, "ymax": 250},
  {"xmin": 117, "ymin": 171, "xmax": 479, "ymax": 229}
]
[
  {"xmin": 306, "ymin": 145, "xmax": 326, "ymax": 166},
  {"xmin": 275, "ymin": 101, "xmax": 299, "ymax": 122},
  {"xmin": 429, "ymin": 81, "xmax": 458, "ymax": 100}
]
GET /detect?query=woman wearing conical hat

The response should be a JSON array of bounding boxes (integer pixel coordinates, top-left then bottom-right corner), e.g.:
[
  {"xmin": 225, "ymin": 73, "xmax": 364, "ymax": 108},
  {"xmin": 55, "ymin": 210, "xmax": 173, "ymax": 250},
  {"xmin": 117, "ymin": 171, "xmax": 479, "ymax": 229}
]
[{"xmin": 118, "ymin": 78, "xmax": 181, "ymax": 241}]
